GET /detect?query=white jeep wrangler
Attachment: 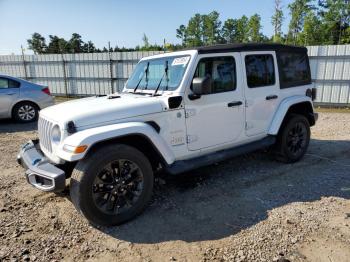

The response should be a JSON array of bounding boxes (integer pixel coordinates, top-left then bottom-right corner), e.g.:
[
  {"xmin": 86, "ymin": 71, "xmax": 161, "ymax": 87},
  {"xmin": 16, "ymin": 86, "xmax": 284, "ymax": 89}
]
[{"xmin": 18, "ymin": 44, "xmax": 318, "ymax": 226}]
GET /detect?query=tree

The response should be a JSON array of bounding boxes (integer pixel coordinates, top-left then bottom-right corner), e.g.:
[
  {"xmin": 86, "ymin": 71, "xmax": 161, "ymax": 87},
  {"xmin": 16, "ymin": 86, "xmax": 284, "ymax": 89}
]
[
  {"xmin": 299, "ymin": 10, "xmax": 325, "ymax": 45},
  {"xmin": 221, "ymin": 18, "xmax": 239, "ymax": 43},
  {"xmin": 27, "ymin": 33, "xmax": 47, "ymax": 54},
  {"xmin": 287, "ymin": 0, "xmax": 313, "ymax": 44},
  {"xmin": 82, "ymin": 41, "xmax": 96, "ymax": 53},
  {"xmin": 142, "ymin": 33, "xmax": 150, "ymax": 48},
  {"xmin": 236, "ymin": 15, "xmax": 250, "ymax": 43},
  {"xmin": 202, "ymin": 11, "xmax": 222, "ymax": 45},
  {"xmin": 176, "ymin": 25, "xmax": 187, "ymax": 46},
  {"xmin": 69, "ymin": 33, "xmax": 84, "ymax": 53},
  {"xmin": 247, "ymin": 14, "xmax": 263, "ymax": 42},
  {"xmin": 186, "ymin": 14, "xmax": 204, "ymax": 46},
  {"xmin": 271, "ymin": 0, "xmax": 284, "ymax": 42},
  {"xmin": 318, "ymin": 0, "xmax": 350, "ymax": 44},
  {"xmin": 341, "ymin": 26, "xmax": 350, "ymax": 43},
  {"xmin": 46, "ymin": 35, "xmax": 68, "ymax": 53}
]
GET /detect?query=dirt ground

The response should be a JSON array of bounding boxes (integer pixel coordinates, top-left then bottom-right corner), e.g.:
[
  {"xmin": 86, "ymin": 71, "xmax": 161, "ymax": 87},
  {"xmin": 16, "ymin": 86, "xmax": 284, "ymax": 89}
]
[{"xmin": 0, "ymin": 112, "xmax": 349, "ymax": 262}]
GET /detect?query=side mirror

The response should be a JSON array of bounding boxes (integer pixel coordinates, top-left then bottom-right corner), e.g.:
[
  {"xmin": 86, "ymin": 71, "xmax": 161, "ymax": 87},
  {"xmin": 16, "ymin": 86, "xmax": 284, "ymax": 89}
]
[{"xmin": 189, "ymin": 76, "xmax": 211, "ymax": 100}]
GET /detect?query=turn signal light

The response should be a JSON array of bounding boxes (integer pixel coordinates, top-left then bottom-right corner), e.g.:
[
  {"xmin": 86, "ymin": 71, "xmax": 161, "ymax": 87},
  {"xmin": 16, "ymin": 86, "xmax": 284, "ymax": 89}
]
[
  {"xmin": 74, "ymin": 145, "xmax": 88, "ymax": 154},
  {"xmin": 63, "ymin": 144, "xmax": 88, "ymax": 154}
]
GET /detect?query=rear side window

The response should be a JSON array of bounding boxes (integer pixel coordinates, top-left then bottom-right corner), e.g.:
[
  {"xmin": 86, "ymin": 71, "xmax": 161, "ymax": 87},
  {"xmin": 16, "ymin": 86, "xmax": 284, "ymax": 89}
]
[
  {"xmin": 245, "ymin": 55, "xmax": 275, "ymax": 88},
  {"xmin": 0, "ymin": 77, "xmax": 20, "ymax": 89},
  {"xmin": 278, "ymin": 52, "xmax": 311, "ymax": 88},
  {"xmin": 193, "ymin": 56, "xmax": 236, "ymax": 94},
  {"xmin": 9, "ymin": 79, "xmax": 20, "ymax": 88}
]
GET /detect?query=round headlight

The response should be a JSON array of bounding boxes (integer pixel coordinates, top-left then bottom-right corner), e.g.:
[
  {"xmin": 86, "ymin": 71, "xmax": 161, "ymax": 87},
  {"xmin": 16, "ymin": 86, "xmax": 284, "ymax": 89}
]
[{"xmin": 51, "ymin": 125, "xmax": 61, "ymax": 145}]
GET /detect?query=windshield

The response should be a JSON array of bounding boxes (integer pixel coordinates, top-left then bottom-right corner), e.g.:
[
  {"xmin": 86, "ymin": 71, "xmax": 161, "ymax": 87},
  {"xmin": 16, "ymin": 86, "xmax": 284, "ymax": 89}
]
[{"xmin": 126, "ymin": 55, "xmax": 190, "ymax": 92}]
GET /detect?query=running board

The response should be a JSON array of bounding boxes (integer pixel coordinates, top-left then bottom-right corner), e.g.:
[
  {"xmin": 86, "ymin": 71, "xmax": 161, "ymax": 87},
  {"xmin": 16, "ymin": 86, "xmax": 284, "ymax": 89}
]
[{"xmin": 165, "ymin": 136, "xmax": 276, "ymax": 175}]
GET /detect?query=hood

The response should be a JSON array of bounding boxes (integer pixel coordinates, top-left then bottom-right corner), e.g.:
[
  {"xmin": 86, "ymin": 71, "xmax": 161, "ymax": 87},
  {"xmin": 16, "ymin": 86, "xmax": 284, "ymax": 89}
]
[{"xmin": 40, "ymin": 93, "xmax": 164, "ymax": 128}]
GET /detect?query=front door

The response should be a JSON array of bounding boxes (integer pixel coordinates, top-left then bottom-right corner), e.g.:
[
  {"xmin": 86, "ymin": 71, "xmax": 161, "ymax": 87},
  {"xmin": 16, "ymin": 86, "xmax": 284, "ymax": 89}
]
[
  {"xmin": 241, "ymin": 51, "xmax": 281, "ymax": 136},
  {"xmin": 0, "ymin": 77, "xmax": 19, "ymax": 117},
  {"xmin": 184, "ymin": 53, "xmax": 245, "ymax": 151}
]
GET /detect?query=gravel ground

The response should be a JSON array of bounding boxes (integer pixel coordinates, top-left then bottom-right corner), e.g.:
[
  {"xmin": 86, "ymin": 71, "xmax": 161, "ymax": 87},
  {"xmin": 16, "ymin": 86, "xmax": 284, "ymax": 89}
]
[{"xmin": 0, "ymin": 112, "xmax": 349, "ymax": 262}]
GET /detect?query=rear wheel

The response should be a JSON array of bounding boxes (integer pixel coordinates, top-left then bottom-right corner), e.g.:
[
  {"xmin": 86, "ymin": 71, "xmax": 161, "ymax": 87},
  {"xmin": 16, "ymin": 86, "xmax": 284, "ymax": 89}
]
[
  {"xmin": 13, "ymin": 102, "xmax": 39, "ymax": 123},
  {"xmin": 274, "ymin": 114, "xmax": 310, "ymax": 163},
  {"xmin": 70, "ymin": 144, "xmax": 154, "ymax": 226}
]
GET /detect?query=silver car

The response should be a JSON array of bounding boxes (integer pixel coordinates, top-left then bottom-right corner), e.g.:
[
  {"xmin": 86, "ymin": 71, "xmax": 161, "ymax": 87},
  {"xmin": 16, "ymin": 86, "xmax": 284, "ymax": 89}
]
[{"xmin": 0, "ymin": 75, "xmax": 54, "ymax": 122}]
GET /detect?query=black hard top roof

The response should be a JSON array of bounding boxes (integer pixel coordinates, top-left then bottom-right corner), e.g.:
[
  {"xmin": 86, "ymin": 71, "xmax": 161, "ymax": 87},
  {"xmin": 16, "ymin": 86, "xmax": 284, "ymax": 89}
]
[{"xmin": 189, "ymin": 43, "xmax": 307, "ymax": 54}]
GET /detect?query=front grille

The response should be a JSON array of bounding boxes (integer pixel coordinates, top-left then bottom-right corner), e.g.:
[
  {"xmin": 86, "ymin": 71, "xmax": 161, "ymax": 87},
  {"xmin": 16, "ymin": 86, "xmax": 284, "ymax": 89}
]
[{"xmin": 38, "ymin": 117, "xmax": 53, "ymax": 153}]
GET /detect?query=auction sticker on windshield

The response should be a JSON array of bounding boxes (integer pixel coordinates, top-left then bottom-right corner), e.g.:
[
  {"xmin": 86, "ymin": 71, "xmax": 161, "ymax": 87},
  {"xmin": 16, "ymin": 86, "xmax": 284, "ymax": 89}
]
[{"xmin": 172, "ymin": 56, "xmax": 190, "ymax": 67}]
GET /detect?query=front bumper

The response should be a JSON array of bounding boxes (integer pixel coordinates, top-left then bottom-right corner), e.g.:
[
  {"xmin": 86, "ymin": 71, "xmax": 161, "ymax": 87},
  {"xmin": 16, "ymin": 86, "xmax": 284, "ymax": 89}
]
[{"xmin": 17, "ymin": 140, "xmax": 65, "ymax": 192}]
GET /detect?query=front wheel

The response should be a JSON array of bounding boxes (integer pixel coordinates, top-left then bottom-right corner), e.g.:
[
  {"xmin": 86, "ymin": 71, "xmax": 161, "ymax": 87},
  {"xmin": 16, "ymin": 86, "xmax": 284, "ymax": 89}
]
[
  {"xmin": 274, "ymin": 114, "xmax": 311, "ymax": 163},
  {"xmin": 70, "ymin": 144, "xmax": 154, "ymax": 226}
]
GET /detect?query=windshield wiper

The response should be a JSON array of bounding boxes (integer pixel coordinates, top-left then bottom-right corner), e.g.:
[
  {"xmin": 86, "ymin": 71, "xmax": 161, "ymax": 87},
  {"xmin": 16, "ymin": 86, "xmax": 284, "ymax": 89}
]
[
  {"xmin": 134, "ymin": 62, "xmax": 149, "ymax": 93},
  {"xmin": 153, "ymin": 61, "xmax": 169, "ymax": 96}
]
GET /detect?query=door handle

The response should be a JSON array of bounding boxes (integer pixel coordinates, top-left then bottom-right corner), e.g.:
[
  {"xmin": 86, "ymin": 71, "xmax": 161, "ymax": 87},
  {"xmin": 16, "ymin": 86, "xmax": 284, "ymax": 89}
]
[
  {"xmin": 228, "ymin": 101, "xmax": 243, "ymax": 107},
  {"xmin": 266, "ymin": 95, "xmax": 278, "ymax": 100},
  {"xmin": 6, "ymin": 93, "xmax": 16, "ymax": 96}
]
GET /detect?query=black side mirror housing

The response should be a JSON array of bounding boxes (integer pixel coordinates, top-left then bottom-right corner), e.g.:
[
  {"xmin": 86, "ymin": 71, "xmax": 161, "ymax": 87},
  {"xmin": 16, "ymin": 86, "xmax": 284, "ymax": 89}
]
[{"xmin": 189, "ymin": 76, "xmax": 211, "ymax": 100}]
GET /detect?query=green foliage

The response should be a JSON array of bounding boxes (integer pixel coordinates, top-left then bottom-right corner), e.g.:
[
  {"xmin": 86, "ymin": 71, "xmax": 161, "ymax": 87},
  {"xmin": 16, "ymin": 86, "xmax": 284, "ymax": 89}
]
[
  {"xmin": 285, "ymin": 0, "xmax": 350, "ymax": 45},
  {"xmin": 221, "ymin": 18, "xmax": 239, "ymax": 43},
  {"xmin": 176, "ymin": 25, "xmax": 187, "ymax": 45},
  {"xmin": 186, "ymin": 13, "xmax": 204, "ymax": 46},
  {"xmin": 177, "ymin": 12, "xmax": 265, "ymax": 47},
  {"xmin": 27, "ymin": 1, "xmax": 350, "ymax": 54},
  {"xmin": 299, "ymin": 11, "xmax": 325, "ymax": 45},
  {"xmin": 202, "ymin": 11, "xmax": 222, "ymax": 45},
  {"xmin": 272, "ymin": 0, "xmax": 284, "ymax": 42},
  {"xmin": 287, "ymin": 0, "xmax": 313, "ymax": 44},
  {"xmin": 27, "ymin": 33, "xmax": 47, "ymax": 54},
  {"xmin": 318, "ymin": 0, "xmax": 350, "ymax": 44},
  {"xmin": 142, "ymin": 33, "xmax": 150, "ymax": 48},
  {"xmin": 46, "ymin": 35, "xmax": 68, "ymax": 54},
  {"xmin": 248, "ymin": 14, "xmax": 263, "ymax": 42},
  {"xmin": 236, "ymin": 15, "xmax": 250, "ymax": 43}
]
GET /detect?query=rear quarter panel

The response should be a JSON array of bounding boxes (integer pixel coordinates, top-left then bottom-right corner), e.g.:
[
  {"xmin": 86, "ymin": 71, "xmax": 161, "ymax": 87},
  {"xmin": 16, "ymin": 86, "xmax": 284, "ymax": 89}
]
[{"xmin": 18, "ymin": 82, "xmax": 54, "ymax": 109}]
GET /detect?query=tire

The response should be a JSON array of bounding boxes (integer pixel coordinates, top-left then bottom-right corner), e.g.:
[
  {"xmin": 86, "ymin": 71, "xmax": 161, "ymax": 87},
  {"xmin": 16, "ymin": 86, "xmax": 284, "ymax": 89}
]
[
  {"xmin": 13, "ymin": 102, "xmax": 39, "ymax": 123},
  {"xmin": 274, "ymin": 114, "xmax": 310, "ymax": 163},
  {"xmin": 70, "ymin": 144, "xmax": 154, "ymax": 226}
]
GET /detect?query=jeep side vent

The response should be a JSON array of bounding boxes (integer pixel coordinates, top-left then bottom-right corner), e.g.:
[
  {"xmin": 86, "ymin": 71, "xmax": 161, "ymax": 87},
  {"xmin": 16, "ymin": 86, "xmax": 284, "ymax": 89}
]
[{"xmin": 168, "ymin": 96, "xmax": 183, "ymax": 109}]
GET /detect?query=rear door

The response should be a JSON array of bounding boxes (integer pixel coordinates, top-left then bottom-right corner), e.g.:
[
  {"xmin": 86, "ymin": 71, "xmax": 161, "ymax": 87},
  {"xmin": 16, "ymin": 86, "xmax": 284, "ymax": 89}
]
[
  {"xmin": 0, "ymin": 77, "xmax": 20, "ymax": 117},
  {"xmin": 242, "ymin": 51, "xmax": 281, "ymax": 136}
]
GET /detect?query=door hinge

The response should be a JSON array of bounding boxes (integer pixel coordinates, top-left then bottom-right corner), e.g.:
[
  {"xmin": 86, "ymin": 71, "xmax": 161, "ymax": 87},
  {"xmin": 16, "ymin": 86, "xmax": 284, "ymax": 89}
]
[
  {"xmin": 186, "ymin": 135, "xmax": 198, "ymax": 144},
  {"xmin": 245, "ymin": 122, "xmax": 253, "ymax": 130},
  {"xmin": 185, "ymin": 109, "xmax": 196, "ymax": 118}
]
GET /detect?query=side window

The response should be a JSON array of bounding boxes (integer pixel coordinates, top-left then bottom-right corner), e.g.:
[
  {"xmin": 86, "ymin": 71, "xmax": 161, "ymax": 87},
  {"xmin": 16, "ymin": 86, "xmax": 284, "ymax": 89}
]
[
  {"xmin": 9, "ymin": 79, "xmax": 20, "ymax": 88},
  {"xmin": 0, "ymin": 78, "xmax": 20, "ymax": 89},
  {"xmin": 193, "ymin": 56, "xmax": 236, "ymax": 94},
  {"xmin": 278, "ymin": 52, "xmax": 311, "ymax": 88},
  {"xmin": 0, "ymin": 78, "xmax": 9, "ymax": 89},
  {"xmin": 245, "ymin": 55, "xmax": 275, "ymax": 88}
]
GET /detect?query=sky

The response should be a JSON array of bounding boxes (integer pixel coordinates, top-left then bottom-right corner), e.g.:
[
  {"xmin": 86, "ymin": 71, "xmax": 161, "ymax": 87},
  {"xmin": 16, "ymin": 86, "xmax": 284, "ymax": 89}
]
[{"xmin": 0, "ymin": 0, "xmax": 294, "ymax": 55}]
